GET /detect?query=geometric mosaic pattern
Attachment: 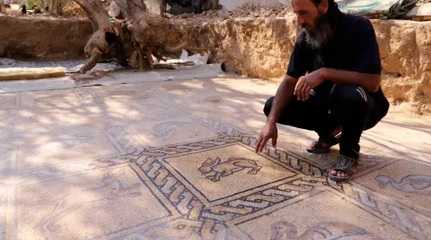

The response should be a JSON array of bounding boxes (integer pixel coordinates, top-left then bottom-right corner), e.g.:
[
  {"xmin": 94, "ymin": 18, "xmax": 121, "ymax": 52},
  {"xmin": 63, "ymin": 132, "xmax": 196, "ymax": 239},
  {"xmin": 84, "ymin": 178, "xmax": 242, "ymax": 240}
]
[
  {"xmin": 346, "ymin": 184, "xmax": 431, "ymax": 240},
  {"xmin": 3, "ymin": 79, "xmax": 431, "ymax": 240},
  {"xmin": 117, "ymin": 126, "xmax": 430, "ymax": 239},
  {"xmin": 130, "ymin": 132, "xmax": 325, "ymax": 225}
]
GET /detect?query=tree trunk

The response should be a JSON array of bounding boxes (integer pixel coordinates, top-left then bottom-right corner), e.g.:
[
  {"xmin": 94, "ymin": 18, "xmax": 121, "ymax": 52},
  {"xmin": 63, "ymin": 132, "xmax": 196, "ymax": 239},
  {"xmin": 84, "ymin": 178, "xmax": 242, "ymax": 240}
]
[
  {"xmin": 45, "ymin": 0, "xmax": 68, "ymax": 15},
  {"xmin": 72, "ymin": 0, "xmax": 192, "ymax": 73},
  {"xmin": 73, "ymin": 0, "xmax": 111, "ymax": 31}
]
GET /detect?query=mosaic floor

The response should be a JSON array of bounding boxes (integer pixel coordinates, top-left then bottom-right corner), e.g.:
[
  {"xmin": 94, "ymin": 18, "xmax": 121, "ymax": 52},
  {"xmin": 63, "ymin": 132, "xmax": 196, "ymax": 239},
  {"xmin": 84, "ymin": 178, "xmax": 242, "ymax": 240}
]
[{"xmin": 0, "ymin": 65, "xmax": 430, "ymax": 240}]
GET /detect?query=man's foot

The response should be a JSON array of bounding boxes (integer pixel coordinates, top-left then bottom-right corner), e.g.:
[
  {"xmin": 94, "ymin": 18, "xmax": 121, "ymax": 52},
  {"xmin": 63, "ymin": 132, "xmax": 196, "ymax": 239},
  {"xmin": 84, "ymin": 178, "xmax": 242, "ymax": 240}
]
[
  {"xmin": 328, "ymin": 155, "xmax": 358, "ymax": 183},
  {"xmin": 307, "ymin": 128, "xmax": 342, "ymax": 154}
]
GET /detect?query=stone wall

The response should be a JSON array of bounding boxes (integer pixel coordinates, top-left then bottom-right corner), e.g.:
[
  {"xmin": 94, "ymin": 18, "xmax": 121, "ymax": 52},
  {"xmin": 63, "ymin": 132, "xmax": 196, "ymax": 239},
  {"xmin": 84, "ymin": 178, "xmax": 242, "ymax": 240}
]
[
  {"xmin": 373, "ymin": 20, "xmax": 431, "ymax": 111},
  {"xmin": 219, "ymin": 0, "xmax": 288, "ymax": 10},
  {"xmin": 0, "ymin": 15, "xmax": 92, "ymax": 59}
]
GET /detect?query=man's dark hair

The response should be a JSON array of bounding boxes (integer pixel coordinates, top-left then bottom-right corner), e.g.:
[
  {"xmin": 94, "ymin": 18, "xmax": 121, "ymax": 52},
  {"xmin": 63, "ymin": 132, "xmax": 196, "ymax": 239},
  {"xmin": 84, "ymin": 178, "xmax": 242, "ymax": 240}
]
[
  {"xmin": 310, "ymin": 0, "xmax": 338, "ymax": 14},
  {"xmin": 310, "ymin": 0, "xmax": 336, "ymax": 7},
  {"xmin": 310, "ymin": 0, "xmax": 340, "ymax": 24}
]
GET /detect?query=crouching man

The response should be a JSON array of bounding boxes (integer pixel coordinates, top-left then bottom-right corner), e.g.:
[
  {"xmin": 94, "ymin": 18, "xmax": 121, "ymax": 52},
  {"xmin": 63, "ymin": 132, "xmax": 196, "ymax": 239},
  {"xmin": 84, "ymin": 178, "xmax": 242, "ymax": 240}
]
[{"xmin": 255, "ymin": 0, "xmax": 389, "ymax": 182}]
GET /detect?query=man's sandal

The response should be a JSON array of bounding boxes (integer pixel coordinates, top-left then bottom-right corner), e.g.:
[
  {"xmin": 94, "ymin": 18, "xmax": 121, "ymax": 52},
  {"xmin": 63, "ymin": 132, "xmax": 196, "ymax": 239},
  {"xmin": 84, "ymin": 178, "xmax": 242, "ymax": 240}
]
[
  {"xmin": 307, "ymin": 128, "xmax": 342, "ymax": 154},
  {"xmin": 307, "ymin": 136, "xmax": 340, "ymax": 154},
  {"xmin": 328, "ymin": 155, "xmax": 358, "ymax": 183}
]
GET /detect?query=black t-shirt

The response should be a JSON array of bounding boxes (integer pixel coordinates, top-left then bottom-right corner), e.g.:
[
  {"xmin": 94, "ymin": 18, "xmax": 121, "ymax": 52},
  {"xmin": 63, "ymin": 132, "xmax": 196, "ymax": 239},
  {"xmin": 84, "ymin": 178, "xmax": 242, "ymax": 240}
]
[{"xmin": 287, "ymin": 11, "xmax": 382, "ymax": 80}]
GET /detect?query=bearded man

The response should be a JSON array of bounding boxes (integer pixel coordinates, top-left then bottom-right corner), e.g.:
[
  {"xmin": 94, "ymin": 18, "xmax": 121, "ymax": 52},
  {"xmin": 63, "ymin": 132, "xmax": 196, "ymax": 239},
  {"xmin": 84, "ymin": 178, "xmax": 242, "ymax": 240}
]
[{"xmin": 255, "ymin": 0, "xmax": 389, "ymax": 182}]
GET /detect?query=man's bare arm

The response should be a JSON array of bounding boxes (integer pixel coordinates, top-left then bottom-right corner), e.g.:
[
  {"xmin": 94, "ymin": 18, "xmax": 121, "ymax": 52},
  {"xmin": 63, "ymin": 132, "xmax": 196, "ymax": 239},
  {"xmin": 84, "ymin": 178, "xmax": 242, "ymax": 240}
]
[
  {"xmin": 295, "ymin": 68, "xmax": 381, "ymax": 101},
  {"xmin": 255, "ymin": 74, "xmax": 298, "ymax": 153},
  {"xmin": 322, "ymin": 68, "xmax": 381, "ymax": 92},
  {"xmin": 267, "ymin": 75, "xmax": 298, "ymax": 124}
]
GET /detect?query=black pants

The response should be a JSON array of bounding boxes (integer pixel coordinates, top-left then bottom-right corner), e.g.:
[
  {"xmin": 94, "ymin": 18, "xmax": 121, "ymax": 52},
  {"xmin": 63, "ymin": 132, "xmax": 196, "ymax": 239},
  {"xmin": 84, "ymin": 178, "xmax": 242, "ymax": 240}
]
[{"xmin": 264, "ymin": 84, "xmax": 390, "ymax": 159}]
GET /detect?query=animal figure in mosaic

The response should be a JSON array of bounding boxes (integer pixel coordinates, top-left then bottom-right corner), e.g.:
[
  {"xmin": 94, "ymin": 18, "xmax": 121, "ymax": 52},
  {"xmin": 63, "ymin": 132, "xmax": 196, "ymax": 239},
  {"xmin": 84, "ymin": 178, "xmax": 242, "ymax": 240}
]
[
  {"xmin": 99, "ymin": 173, "xmax": 142, "ymax": 198},
  {"xmin": 152, "ymin": 121, "xmax": 198, "ymax": 139},
  {"xmin": 270, "ymin": 221, "xmax": 384, "ymax": 240},
  {"xmin": 198, "ymin": 157, "xmax": 262, "ymax": 182},
  {"xmin": 376, "ymin": 175, "xmax": 431, "ymax": 195},
  {"xmin": 354, "ymin": 188, "xmax": 427, "ymax": 240},
  {"xmin": 384, "ymin": 203, "xmax": 426, "ymax": 239}
]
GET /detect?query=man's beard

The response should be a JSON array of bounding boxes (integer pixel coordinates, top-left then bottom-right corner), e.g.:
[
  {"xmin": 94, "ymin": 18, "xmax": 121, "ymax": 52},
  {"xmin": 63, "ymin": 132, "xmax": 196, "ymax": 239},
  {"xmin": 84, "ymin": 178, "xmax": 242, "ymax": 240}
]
[{"xmin": 299, "ymin": 13, "xmax": 334, "ymax": 49}]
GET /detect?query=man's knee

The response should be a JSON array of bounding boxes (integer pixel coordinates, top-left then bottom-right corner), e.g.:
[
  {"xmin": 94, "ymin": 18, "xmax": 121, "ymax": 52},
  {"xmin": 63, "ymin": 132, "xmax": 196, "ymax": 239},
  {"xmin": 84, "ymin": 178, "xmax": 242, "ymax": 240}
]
[
  {"xmin": 332, "ymin": 85, "xmax": 368, "ymax": 111},
  {"xmin": 263, "ymin": 97, "xmax": 274, "ymax": 117}
]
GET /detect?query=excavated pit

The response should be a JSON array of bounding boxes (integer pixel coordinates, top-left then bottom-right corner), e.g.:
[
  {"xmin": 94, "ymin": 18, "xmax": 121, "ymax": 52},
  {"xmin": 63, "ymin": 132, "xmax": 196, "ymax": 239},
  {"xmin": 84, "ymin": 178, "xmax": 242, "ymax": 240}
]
[
  {"xmin": 0, "ymin": 12, "xmax": 430, "ymax": 113},
  {"xmin": 0, "ymin": 15, "xmax": 92, "ymax": 60}
]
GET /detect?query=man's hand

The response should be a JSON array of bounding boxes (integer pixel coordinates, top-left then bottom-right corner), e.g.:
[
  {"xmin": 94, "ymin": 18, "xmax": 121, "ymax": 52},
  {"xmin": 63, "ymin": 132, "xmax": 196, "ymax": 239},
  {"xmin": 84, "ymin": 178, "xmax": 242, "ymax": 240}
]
[
  {"xmin": 294, "ymin": 68, "xmax": 326, "ymax": 101},
  {"xmin": 294, "ymin": 75, "xmax": 312, "ymax": 101},
  {"xmin": 256, "ymin": 122, "xmax": 278, "ymax": 153}
]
